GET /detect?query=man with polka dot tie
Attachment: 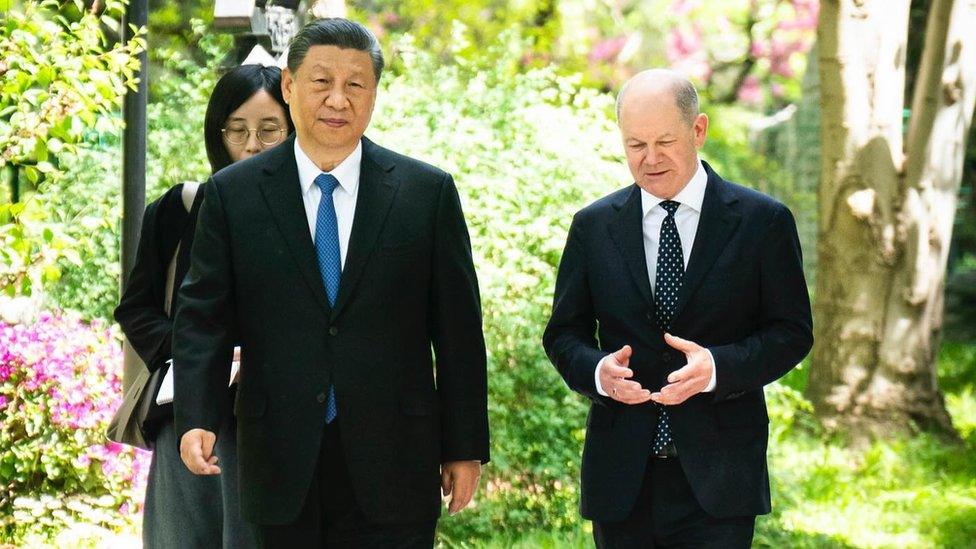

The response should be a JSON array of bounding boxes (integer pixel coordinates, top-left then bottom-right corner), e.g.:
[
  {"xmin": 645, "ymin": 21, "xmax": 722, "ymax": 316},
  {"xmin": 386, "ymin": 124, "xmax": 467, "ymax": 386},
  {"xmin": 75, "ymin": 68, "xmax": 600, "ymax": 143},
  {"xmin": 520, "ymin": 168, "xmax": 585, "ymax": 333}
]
[{"xmin": 544, "ymin": 69, "xmax": 813, "ymax": 548}]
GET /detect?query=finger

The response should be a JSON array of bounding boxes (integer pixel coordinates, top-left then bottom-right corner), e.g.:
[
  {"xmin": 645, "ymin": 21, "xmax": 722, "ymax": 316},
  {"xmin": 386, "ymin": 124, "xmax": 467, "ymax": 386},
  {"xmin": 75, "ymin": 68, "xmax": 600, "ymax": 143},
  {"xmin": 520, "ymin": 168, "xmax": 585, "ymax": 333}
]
[
  {"xmin": 441, "ymin": 468, "xmax": 453, "ymax": 497},
  {"xmin": 614, "ymin": 384, "xmax": 650, "ymax": 400},
  {"xmin": 615, "ymin": 379, "xmax": 646, "ymax": 393},
  {"xmin": 664, "ymin": 333, "xmax": 697, "ymax": 353},
  {"xmin": 618, "ymin": 392, "xmax": 653, "ymax": 405},
  {"xmin": 201, "ymin": 433, "xmax": 217, "ymax": 461},
  {"xmin": 652, "ymin": 384, "xmax": 693, "ymax": 405},
  {"xmin": 449, "ymin": 483, "xmax": 473, "ymax": 515},
  {"xmin": 612, "ymin": 345, "xmax": 632, "ymax": 364},
  {"xmin": 666, "ymin": 364, "xmax": 694, "ymax": 384},
  {"xmin": 603, "ymin": 363, "xmax": 635, "ymax": 379}
]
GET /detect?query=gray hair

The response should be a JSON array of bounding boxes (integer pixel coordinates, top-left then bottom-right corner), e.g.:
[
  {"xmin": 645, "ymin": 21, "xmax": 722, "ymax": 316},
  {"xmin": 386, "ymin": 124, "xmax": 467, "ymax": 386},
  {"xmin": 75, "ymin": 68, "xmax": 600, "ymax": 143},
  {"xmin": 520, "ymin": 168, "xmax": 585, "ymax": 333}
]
[
  {"xmin": 287, "ymin": 18, "xmax": 384, "ymax": 82},
  {"xmin": 615, "ymin": 71, "xmax": 700, "ymax": 125}
]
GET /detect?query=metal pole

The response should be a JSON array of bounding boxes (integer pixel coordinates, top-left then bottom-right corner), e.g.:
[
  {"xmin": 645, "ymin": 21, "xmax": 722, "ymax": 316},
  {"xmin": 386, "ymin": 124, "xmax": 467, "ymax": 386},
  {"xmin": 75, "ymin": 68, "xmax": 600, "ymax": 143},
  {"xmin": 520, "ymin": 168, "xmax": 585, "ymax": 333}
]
[{"xmin": 121, "ymin": 0, "xmax": 148, "ymax": 288}]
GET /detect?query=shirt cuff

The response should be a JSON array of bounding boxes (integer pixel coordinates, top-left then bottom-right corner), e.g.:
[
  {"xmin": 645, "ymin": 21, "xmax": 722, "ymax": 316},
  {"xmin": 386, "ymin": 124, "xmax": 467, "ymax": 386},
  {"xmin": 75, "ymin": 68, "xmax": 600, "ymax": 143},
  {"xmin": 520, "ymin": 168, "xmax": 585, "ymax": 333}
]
[
  {"xmin": 702, "ymin": 349, "xmax": 717, "ymax": 392},
  {"xmin": 594, "ymin": 355, "xmax": 609, "ymax": 396}
]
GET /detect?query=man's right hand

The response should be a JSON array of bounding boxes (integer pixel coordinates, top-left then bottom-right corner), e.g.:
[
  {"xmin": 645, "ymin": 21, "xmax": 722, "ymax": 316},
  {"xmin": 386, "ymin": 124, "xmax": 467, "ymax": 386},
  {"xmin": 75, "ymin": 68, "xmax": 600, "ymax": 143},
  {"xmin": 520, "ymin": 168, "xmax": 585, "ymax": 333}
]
[
  {"xmin": 599, "ymin": 345, "xmax": 652, "ymax": 405},
  {"xmin": 180, "ymin": 429, "xmax": 221, "ymax": 475}
]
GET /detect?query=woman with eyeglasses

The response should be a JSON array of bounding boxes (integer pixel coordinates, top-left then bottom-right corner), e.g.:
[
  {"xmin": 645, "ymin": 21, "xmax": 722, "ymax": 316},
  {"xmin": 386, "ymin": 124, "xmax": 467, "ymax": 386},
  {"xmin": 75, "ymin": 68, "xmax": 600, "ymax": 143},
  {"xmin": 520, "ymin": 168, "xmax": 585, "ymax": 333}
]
[{"xmin": 114, "ymin": 64, "xmax": 292, "ymax": 548}]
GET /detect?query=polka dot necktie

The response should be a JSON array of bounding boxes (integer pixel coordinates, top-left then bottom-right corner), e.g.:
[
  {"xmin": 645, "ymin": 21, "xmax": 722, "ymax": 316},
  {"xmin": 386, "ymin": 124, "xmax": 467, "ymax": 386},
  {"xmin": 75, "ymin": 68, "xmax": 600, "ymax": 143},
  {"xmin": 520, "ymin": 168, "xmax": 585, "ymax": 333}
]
[
  {"xmin": 652, "ymin": 200, "xmax": 683, "ymax": 455},
  {"xmin": 314, "ymin": 173, "xmax": 341, "ymax": 424}
]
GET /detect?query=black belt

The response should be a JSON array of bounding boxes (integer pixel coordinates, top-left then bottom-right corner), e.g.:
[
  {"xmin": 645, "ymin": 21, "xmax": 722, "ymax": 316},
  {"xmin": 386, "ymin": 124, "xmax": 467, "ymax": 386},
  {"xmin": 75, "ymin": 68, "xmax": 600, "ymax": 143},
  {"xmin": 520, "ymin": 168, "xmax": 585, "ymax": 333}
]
[{"xmin": 653, "ymin": 440, "xmax": 678, "ymax": 459}]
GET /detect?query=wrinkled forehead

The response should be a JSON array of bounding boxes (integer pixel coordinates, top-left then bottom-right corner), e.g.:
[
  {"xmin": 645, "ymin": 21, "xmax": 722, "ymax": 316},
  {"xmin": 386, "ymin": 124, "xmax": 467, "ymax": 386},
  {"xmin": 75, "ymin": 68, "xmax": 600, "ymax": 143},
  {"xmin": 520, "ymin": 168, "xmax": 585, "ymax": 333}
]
[{"xmin": 619, "ymin": 102, "xmax": 687, "ymax": 139}]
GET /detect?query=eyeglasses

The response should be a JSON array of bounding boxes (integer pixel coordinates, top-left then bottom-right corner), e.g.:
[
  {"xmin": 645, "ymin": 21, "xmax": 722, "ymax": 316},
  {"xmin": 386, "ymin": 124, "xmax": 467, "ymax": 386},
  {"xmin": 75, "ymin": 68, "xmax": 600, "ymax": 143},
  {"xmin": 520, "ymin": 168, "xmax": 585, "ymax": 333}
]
[{"xmin": 222, "ymin": 124, "xmax": 286, "ymax": 146}]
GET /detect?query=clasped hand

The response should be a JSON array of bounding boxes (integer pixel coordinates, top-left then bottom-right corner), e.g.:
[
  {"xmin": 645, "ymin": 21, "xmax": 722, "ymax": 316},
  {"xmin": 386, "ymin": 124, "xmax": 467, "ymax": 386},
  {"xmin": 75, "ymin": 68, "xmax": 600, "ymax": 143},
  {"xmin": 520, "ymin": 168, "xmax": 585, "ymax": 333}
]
[{"xmin": 599, "ymin": 333, "xmax": 713, "ymax": 406}]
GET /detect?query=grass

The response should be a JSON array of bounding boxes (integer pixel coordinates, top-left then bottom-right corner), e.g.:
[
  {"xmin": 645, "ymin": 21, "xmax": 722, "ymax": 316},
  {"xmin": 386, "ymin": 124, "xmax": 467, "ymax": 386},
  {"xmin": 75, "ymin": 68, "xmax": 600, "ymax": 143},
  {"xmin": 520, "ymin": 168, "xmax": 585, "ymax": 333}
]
[{"xmin": 492, "ymin": 340, "xmax": 976, "ymax": 549}]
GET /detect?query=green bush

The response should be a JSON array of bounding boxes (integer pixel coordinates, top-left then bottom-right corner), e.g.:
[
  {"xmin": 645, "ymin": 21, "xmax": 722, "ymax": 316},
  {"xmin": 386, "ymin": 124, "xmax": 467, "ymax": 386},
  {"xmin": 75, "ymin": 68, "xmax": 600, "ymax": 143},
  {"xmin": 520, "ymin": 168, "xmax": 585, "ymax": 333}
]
[
  {"xmin": 0, "ymin": 0, "xmax": 143, "ymax": 297},
  {"xmin": 48, "ymin": 26, "xmax": 224, "ymax": 320},
  {"xmin": 0, "ymin": 312, "xmax": 150, "ymax": 545}
]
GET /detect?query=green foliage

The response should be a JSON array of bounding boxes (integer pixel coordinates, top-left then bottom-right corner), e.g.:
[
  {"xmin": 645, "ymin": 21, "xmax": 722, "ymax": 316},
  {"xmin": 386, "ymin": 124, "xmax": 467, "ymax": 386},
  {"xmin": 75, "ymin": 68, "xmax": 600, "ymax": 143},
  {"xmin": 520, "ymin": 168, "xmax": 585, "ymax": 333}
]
[
  {"xmin": 48, "ymin": 24, "xmax": 223, "ymax": 320},
  {"xmin": 370, "ymin": 31, "xmax": 627, "ymax": 541},
  {"xmin": 359, "ymin": 0, "xmax": 562, "ymax": 72},
  {"xmin": 0, "ymin": 0, "xmax": 143, "ymax": 297}
]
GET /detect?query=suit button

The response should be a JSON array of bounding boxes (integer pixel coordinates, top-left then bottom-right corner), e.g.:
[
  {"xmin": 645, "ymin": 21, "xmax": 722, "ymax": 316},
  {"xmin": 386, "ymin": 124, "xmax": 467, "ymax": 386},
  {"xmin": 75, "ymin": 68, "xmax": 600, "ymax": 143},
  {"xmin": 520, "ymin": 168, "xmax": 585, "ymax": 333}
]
[
  {"xmin": 317, "ymin": 392, "xmax": 327, "ymax": 403},
  {"xmin": 328, "ymin": 326, "xmax": 338, "ymax": 336}
]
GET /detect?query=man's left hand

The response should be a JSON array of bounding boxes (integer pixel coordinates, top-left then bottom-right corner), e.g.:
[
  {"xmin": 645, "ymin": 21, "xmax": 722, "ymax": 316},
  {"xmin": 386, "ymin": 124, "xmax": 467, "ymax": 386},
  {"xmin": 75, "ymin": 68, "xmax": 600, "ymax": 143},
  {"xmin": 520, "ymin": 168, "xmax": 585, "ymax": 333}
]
[
  {"xmin": 650, "ymin": 333, "xmax": 714, "ymax": 406},
  {"xmin": 441, "ymin": 460, "xmax": 482, "ymax": 515}
]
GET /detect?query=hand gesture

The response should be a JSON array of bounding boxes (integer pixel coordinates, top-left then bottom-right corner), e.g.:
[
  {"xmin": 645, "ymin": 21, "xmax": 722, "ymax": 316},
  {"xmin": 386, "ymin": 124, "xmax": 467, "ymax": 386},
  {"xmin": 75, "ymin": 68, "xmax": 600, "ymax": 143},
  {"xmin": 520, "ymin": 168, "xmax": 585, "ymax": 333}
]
[
  {"xmin": 650, "ymin": 333, "xmax": 714, "ymax": 406},
  {"xmin": 599, "ymin": 345, "xmax": 652, "ymax": 405},
  {"xmin": 441, "ymin": 460, "xmax": 482, "ymax": 515},
  {"xmin": 180, "ymin": 429, "xmax": 221, "ymax": 475}
]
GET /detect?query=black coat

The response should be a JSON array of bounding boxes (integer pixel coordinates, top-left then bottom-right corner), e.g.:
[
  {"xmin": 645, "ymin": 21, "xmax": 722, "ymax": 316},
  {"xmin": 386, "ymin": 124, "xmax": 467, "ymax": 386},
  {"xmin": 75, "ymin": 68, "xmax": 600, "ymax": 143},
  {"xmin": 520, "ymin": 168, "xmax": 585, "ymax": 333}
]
[
  {"xmin": 114, "ymin": 183, "xmax": 204, "ymax": 432},
  {"xmin": 543, "ymin": 162, "xmax": 813, "ymax": 521},
  {"xmin": 173, "ymin": 135, "xmax": 490, "ymax": 526}
]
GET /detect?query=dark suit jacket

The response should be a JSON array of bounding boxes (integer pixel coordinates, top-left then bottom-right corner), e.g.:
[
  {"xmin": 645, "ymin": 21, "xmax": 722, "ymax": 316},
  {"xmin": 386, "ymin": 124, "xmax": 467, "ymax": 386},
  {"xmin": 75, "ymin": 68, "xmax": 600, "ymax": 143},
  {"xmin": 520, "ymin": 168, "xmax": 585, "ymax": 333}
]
[
  {"xmin": 173, "ymin": 135, "xmax": 490, "ymax": 526},
  {"xmin": 114, "ymin": 183, "xmax": 206, "ymax": 437},
  {"xmin": 543, "ymin": 162, "xmax": 813, "ymax": 522}
]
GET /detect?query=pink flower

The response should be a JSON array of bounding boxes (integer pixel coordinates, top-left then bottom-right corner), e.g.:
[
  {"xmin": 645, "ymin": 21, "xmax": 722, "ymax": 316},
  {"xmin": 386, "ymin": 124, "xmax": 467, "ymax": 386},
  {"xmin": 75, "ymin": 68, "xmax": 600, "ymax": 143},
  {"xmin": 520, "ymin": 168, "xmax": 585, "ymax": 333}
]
[
  {"xmin": 737, "ymin": 75, "xmax": 763, "ymax": 104},
  {"xmin": 670, "ymin": 0, "xmax": 699, "ymax": 16},
  {"xmin": 589, "ymin": 36, "xmax": 629, "ymax": 63}
]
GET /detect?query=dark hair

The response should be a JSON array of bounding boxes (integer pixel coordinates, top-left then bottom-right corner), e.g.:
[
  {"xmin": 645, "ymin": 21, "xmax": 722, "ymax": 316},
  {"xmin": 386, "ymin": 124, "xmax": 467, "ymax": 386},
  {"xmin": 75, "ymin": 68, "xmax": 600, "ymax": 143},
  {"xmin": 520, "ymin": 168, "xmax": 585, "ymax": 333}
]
[
  {"xmin": 203, "ymin": 65, "xmax": 294, "ymax": 173},
  {"xmin": 287, "ymin": 18, "xmax": 384, "ymax": 82}
]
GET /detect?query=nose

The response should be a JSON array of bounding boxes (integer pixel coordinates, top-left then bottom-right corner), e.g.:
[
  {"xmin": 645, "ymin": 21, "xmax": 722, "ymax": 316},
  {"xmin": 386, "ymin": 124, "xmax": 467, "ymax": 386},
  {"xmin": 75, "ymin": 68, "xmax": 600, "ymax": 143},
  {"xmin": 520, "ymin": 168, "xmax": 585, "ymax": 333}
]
[
  {"xmin": 325, "ymin": 88, "xmax": 348, "ymax": 110},
  {"xmin": 644, "ymin": 146, "xmax": 660, "ymax": 167},
  {"xmin": 244, "ymin": 130, "xmax": 263, "ymax": 154}
]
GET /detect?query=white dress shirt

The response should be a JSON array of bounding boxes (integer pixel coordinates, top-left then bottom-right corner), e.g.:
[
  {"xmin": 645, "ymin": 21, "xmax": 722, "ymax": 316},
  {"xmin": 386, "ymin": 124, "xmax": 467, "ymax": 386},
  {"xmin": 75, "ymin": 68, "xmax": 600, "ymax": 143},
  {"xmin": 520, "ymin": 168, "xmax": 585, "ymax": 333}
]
[
  {"xmin": 595, "ymin": 160, "xmax": 718, "ymax": 396},
  {"xmin": 294, "ymin": 139, "xmax": 362, "ymax": 268}
]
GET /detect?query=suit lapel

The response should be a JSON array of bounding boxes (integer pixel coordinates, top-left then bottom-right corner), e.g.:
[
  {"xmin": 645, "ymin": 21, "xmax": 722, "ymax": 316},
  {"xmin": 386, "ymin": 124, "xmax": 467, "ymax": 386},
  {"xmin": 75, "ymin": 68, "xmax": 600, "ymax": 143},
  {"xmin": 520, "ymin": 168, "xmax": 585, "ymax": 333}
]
[
  {"xmin": 608, "ymin": 185, "xmax": 655, "ymax": 309},
  {"xmin": 258, "ymin": 136, "xmax": 333, "ymax": 317},
  {"xmin": 330, "ymin": 137, "xmax": 398, "ymax": 320},
  {"xmin": 672, "ymin": 164, "xmax": 741, "ymax": 321}
]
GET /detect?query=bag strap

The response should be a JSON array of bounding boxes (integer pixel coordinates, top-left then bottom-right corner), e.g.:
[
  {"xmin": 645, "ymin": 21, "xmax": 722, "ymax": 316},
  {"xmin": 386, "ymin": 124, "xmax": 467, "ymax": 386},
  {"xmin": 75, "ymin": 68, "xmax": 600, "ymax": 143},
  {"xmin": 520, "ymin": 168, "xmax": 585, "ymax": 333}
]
[{"xmin": 163, "ymin": 182, "xmax": 203, "ymax": 317}]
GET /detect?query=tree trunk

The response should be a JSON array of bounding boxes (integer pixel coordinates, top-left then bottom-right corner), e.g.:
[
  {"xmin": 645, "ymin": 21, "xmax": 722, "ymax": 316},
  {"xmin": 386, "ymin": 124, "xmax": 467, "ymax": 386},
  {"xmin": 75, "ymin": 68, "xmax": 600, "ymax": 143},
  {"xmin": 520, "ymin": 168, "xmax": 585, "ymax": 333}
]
[{"xmin": 807, "ymin": 0, "xmax": 976, "ymax": 439}]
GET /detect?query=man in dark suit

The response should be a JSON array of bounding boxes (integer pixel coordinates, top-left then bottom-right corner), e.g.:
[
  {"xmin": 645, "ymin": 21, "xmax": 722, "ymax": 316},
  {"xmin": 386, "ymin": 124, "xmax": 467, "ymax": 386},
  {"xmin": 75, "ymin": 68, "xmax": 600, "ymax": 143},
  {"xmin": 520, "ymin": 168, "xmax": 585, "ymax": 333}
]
[
  {"xmin": 543, "ymin": 69, "xmax": 813, "ymax": 547},
  {"xmin": 173, "ymin": 19, "xmax": 489, "ymax": 547}
]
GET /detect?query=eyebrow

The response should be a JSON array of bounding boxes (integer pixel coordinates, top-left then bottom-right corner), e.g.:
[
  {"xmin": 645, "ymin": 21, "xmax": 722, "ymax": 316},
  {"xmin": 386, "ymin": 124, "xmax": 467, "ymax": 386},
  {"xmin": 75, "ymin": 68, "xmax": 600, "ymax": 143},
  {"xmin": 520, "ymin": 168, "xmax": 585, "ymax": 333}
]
[{"xmin": 226, "ymin": 117, "xmax": 283, "ymax": 122}]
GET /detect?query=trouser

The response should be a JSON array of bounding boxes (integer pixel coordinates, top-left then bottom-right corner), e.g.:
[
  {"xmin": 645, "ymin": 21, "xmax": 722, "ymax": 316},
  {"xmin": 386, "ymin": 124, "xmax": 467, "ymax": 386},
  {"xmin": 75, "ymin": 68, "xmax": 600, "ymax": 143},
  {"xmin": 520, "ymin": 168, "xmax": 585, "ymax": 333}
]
[
  {"xmin": 143, "ymin": 415, "xmax": 259, "ymax": 549},
  {"xmin": 593, "ymin": 457, "xmax": 755, "ymax": 548},
  {"xmin": 256, "ymin": 420, "xmax": 437, "ymax": 548}
]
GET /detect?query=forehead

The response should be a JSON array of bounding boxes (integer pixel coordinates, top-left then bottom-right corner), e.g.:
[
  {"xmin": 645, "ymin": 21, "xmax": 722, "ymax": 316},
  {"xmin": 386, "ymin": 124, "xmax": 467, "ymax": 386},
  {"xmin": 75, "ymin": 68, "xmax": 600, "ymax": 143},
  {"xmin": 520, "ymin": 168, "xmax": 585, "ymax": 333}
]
[
  {"xmin": 298, "ymin": 45, "xmax": 374, "ymax": 75},
  {"xmin": 619, "ymin": 91, "xmax": 685, "ymax": 138},
  {"xmin": 229, "ymin": 90, "xmax": 282, "ymax": 116}
]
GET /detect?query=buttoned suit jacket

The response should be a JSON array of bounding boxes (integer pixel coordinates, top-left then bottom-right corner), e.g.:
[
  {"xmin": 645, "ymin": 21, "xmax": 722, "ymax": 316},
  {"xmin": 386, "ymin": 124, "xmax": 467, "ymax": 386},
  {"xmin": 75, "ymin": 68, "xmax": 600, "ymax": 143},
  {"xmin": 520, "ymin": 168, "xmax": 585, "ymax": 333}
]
[
  {"xmin": 543, "ymin": 161, "xmax": 813, "ymax": 521},
  {"xmin": 173, "ymin": 134, "xmax": 490, "ymax": 525}
]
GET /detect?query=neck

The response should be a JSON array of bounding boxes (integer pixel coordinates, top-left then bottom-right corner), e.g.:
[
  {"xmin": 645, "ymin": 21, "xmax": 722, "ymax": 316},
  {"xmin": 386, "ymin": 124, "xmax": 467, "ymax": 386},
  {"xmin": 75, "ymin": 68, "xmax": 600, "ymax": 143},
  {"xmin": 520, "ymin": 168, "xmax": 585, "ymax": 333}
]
[{"xmin": 297, "ymin": 136, "xmax": 359, "ymax": 172}]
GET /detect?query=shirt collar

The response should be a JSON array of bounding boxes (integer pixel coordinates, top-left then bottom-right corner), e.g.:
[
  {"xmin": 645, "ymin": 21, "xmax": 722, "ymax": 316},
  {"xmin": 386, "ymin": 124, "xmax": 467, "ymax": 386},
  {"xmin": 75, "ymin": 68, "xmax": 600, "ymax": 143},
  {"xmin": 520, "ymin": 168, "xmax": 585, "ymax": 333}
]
[
  {"xmin": 640, "ymin": 159, "xmax": 707, "ymax": 218},
  {"xmin": 295, "ymin": 138, "xmax": 363, "ymax": 195}
]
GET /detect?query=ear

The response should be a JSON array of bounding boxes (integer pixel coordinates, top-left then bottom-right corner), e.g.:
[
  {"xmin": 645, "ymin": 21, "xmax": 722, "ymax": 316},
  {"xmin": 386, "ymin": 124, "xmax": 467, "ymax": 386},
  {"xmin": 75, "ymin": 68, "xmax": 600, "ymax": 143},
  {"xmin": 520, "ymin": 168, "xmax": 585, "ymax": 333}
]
[
  {"xmin": 693, "ymin": 113, "xmax": 708, "ymax": 148},
  {"xmin": 281, "ymin": 68, "xmax": 294, "ymax": 104}
]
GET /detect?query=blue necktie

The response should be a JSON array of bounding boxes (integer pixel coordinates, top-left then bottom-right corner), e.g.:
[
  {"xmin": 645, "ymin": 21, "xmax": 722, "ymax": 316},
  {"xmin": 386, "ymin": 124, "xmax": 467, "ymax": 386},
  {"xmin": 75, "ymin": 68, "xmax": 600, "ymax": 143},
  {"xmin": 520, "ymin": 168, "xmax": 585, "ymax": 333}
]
[
  {"xmin": 314, "ymin": 173, "xmax": 341, "ymax": 424},
  {"xmin": 653, "ymin": 200, "xmax": 682, "ymax": 455}
]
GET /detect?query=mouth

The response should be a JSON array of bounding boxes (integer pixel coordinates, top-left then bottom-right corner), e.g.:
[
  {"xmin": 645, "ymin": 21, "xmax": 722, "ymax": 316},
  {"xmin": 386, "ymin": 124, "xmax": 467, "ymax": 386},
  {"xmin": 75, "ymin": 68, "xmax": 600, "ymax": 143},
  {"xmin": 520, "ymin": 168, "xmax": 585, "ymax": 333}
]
[
  {"xmin": 321, "ymin": 118, "xmax": 349, "ymax": 128},
  {"xmin": 645, "ymin": 169, "xmax": 670, "ymax": 178}
]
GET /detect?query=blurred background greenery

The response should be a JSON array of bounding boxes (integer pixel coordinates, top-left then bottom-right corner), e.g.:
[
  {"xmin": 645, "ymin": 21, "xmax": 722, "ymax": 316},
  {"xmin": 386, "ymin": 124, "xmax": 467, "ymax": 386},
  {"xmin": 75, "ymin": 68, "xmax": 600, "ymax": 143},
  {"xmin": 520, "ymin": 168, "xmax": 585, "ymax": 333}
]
[{"xmin": 1, "ymin": 0, "xmax": 974, "ymax": 547}]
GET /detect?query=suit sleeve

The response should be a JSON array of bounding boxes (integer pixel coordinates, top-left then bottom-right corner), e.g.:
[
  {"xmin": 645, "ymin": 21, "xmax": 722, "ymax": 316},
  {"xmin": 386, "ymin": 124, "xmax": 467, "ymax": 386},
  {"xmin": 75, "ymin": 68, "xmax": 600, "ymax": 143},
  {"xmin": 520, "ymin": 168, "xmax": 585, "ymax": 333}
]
[
  {"xmin": 173, "ymin": 178, "xmax": 237, "ymax": 439},
  {"xmin": 543, "ymin": 213, "xmax": 613, "ymax": 407},
  {"xmin": 708, "ymin": 204, "xmax": 813, "ymax": 401},
  {"xmin": 113, "ymin": 194, "xmax": 171, "ymax": 373},
  {"xmin": 429, "ymin": 173, "xmax": 490, "ymax": 463}
]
